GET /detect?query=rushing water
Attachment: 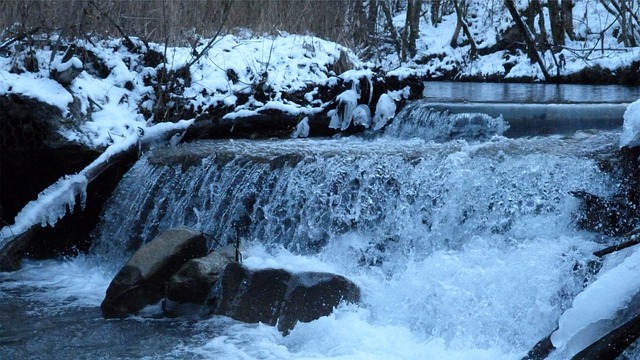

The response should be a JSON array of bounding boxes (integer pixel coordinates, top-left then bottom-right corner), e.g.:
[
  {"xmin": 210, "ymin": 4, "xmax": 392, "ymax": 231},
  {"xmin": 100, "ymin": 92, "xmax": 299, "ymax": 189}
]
[{"xmin": 1, "ymin": 103, "xmax": 639, "ymax": 359}]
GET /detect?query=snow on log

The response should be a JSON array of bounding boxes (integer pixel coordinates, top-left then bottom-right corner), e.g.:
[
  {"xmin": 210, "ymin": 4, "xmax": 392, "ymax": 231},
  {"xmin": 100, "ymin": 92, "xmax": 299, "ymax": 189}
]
[{"xmin": 0, "ymin": 119, "xmax": 193, "ymax": 246}]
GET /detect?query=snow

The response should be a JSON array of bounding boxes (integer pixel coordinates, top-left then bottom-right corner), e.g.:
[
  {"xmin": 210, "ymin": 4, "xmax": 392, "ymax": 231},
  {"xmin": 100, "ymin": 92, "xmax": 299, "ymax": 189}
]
[
  {"xmin": 0, "ymin": 118, "xmax": 193, "ymax": 243},
  {"xmin": 51, "ymin": 56, "xmax": 83, "ymax": 73},
  {"xmin": 373, "ymin": 93, "xmax": 397, "ymax": 130},
  {"xmin": 0, "ymin": 73, "xmax": 73, "ymax": 110},
  {"xmin": 620, "ymin": 98, "xmax": 640, "ymax": 148},
  {"xmin": 0, "ymin": 174, "xmax": 88, "ymax": 241},
  {"xmin": 550, "ymin": 248, "xmax": 640, "ymax": 357}
]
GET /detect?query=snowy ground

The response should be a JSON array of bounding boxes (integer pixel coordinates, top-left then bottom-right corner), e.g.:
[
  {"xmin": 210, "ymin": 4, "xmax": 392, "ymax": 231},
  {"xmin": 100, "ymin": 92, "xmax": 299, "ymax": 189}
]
[{"xmin": 380, "ymin": 0, "xmax": 640, "ymax": 81}]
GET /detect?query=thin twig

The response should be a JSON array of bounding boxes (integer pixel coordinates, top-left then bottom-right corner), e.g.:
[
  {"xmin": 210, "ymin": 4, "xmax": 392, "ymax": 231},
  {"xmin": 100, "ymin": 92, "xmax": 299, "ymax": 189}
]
[
  {"xmin": 186, "ymin": 1, "xmax": 232, "ymax": 69},
  {"xmin": 593, "ymin": 229, "xmax": 640, "ymax": 258}
]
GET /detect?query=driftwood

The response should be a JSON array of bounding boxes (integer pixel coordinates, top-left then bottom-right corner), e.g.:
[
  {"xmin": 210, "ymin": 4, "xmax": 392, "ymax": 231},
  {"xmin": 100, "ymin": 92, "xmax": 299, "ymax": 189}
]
[
  {"xmin": 594, "ymin": 236, "xmax": 640, "ymax": 257},
  {"xmin": 0, "ymin": 122, "xmax": 191, "ymax": 270},
  {"xmin": 521, "ymin": 333, "xmax": 555, "ymax": 360},
  {"xmin": 0, "ymin": 145, "xmax": 138, "ymax": 271}
]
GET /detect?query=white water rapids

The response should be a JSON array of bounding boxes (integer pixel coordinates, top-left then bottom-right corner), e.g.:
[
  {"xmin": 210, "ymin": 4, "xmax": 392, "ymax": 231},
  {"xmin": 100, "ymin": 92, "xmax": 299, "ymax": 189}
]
[{"xmin": 1, "ymin": 109, "xmax": 639, "ymax": 359}]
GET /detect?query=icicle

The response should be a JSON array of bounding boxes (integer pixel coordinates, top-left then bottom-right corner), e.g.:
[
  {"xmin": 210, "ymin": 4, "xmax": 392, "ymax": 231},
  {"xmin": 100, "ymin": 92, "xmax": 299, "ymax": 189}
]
[{"xmin": 0, "ymin": 174, "xmax": 88, "ymax": 240}]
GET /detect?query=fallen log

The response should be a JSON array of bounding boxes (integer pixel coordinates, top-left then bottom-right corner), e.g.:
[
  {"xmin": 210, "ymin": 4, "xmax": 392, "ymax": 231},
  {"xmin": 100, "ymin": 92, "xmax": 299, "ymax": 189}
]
[
  {"xmin": 521, "ymin": 333, "xmax": 555, "ymax": 360},
  {"xmin": 0, "ymin": 120, "xmax": 193, "ymax": 270},
  {"xmin": 594, "ymin": 237, "xmax": 640, "ymax": 257}
]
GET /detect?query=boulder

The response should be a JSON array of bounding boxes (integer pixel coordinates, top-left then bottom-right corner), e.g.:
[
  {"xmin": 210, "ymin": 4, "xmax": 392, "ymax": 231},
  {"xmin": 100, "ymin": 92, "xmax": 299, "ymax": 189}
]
[
  {"xmin": 166, "ymin": 244, "xmax": 236, "ymax": 303},
  {"xmin": 209, "ymin": 262, "xmax": 361, "ymax": 334},
  {"xmin": 100, "ymin": 227, "xmax": 208, "ymax": 318},
  {"xmin": 569, "ymin": 190, "xmax": 636, "ymax": 236}
]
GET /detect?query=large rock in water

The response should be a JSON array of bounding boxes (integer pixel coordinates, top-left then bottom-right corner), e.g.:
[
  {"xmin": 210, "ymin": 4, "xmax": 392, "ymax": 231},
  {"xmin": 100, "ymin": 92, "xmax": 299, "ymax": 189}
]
[
  {"xmin": 166, "ymin": 245, "xmax": 236, "ymax": 303},
  {"xmin": 209, "ymin": 262, "xmax": 361, "ymax": 334},
  {"xmin": 100, "ymin": 227, "xmax": 208, "ymax": 318}
]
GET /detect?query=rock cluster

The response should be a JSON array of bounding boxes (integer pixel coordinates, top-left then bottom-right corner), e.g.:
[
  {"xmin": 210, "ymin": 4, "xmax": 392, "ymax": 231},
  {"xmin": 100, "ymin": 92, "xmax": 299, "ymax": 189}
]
[{"xmin": 101, "ymin": 227, "xmax": 361, "ymax": 334}]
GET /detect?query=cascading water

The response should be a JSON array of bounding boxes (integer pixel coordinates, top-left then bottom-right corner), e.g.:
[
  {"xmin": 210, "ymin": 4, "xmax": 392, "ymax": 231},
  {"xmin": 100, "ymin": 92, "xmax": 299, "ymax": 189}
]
[
  {"xmin": 1, "ymin": 106, "xmax": 638, "ymax": 359},
  {"xmin": 382, "ymin": 102, "xmax": 510, "ymax": 142}
]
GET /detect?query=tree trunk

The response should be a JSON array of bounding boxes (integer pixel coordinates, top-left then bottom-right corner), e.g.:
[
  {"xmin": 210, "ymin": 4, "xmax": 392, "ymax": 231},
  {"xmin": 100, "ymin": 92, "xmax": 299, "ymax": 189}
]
[
  {"xmin": 400, "ymin": 0, "xmax": 414, "ymax": 60},
  {"xmin": 352, "ymin": 0, "xmax": 368, "ymax": 46},
  {"xmin": 452, "ymin": 0, "xmax": 478, "ymax": 58},
  {"xmin": 430, "ymin": 0, "xmax": 442, "ymax": 26},
  {"xmin": 367, "ymin": 0, "xmax": 379, "ymax": 43},
  {"xmin": 561, "ymin": 0, "xmax": 574, "ymax": 40},
  {"xmin": 407, "ymin": 0, "xmax": 422, "ymax": 58},
  {"xmin": 548, "ymin": 0, "xmax": 565, "ymax": 46},
  {"xmin": 532, "ymin": 0, "xmax": 549, "ymax": 49},
  {"xmin": 450, "ymin": 17, "xmax": 462, "ymax": 48},
  {"xmin": 381, "ymin": 0, "xmax": 401, "ymax": 58},
  {"xmin": 504, "ymin": 0, "xmax": 553, "ymax": 82}
]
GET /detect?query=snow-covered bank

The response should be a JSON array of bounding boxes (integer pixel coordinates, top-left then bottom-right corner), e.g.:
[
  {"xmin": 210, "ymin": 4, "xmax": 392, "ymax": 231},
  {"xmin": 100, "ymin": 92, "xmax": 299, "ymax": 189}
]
[
  {"xmin": 0, "ymin": 31, "xmax": 424, "ymax": 259},
  {"xmin": 378, "ymin": 0, "xmax": 640, "ymax": 84}
]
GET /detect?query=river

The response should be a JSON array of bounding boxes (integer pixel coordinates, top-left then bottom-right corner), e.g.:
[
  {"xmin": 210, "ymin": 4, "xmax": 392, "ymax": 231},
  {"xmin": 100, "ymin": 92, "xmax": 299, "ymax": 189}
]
[{"xmin": 1, "ymin": 83, "xmax": 639, "ymax": 359}]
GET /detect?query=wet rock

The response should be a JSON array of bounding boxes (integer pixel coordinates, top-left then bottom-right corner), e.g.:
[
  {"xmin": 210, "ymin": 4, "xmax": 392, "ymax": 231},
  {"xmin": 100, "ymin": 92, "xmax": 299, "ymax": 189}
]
[
  {"xmin": 100, "ymin": 227, "xmax": 208, "ymax": 318},
  {"xmin": 166, "ymin": 245, "xmax": 236, "ymax": 303},
  {"xmin": 570, "ymin": 190, "xmax": 637, "ymax": 236},
  {"xmin": 209, "ymin": 262, "xmax": 361, "ymax": 334}
]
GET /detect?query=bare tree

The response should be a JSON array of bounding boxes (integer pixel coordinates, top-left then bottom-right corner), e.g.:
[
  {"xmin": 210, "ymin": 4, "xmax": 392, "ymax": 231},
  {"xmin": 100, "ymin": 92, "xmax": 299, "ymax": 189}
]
[
  {"xmin": 450, "ymin": 0, "xmax": 478, "ymax": 58},
  {"xmin": 402, "ymin": 0, "xmax": 423, "ymax": 59},
  {"xmin": 561, "ymin": 0, "xmax": 575, "ymax": 40},
  {"xmin": 431, "ymin": 0, "xmax": 442, "ymax": 25},
  {"xmin": 548, "ymin": 0, "xmax": 565, "ymax": 46},
  {"xmin": 504, "ymin": 0, "xmax": 553, "ymax": 82},
  {"xmin": 601, "ymin": 0, "xmax": 640, "ymax": 47}
]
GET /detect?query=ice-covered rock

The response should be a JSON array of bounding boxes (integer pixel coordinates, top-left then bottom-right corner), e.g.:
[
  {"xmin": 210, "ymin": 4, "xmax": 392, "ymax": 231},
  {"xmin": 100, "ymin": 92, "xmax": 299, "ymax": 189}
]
[
  {"xmin": 620, "ymin": 98, "xmax": 640, "ymax": 149},
  {"xmin": 372, "ymin": 93, "xmax": 396, "ymax": 130}
]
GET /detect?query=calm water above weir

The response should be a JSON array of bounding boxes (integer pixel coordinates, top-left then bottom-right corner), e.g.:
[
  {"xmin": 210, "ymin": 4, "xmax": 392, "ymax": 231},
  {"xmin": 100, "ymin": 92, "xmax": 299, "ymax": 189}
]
[
  {"xmin": 423, "ymin": 81, "xmax": 640, "ymax": 104},
  {"xmin": 1, "ymin": 84, "xmax": 639, "ymax": 359}
]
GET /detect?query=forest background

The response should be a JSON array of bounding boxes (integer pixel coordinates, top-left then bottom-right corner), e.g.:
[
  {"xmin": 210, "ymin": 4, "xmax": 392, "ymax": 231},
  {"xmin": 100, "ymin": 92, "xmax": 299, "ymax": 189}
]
[{"xmin": 2, "ymin": 0, "xmax": 640, "ymax": 83}]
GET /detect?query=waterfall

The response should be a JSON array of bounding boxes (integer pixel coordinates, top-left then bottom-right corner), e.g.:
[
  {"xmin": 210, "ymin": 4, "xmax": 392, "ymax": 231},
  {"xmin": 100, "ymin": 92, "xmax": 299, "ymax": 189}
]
[
  {"xmin": 383, "ymin": 103, "xmax": 509, "ymax": 141},
  {"xmin": 6, "ymin": 103, "xmax": 637, "ymax": 359},
  {"xmin": 92, "ymin": 130, "xmax": 617, "ymax": 272}
]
